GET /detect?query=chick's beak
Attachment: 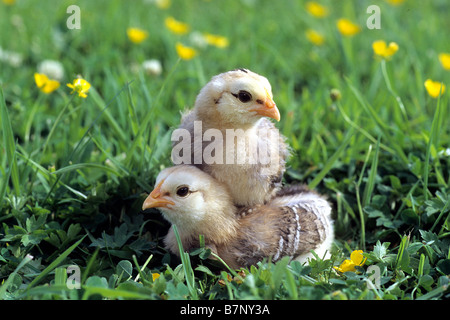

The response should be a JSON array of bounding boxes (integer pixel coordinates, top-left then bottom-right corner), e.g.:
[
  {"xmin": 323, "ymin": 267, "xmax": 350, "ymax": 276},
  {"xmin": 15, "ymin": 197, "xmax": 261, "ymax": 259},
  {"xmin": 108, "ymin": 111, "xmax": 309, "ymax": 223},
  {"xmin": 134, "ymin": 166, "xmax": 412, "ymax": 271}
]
[
  {"xmin": 250, "ymin": 90, "xmax": 280, "ymax": 121},
  {"xmin": 142, "ymin": 179, "xmax": 175, "ymax": 210}
]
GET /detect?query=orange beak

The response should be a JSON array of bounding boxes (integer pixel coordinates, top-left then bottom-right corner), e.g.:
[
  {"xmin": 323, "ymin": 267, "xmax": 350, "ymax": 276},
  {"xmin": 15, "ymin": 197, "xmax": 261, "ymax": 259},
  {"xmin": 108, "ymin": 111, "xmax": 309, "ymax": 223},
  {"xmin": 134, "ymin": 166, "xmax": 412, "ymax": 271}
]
[
  {"xmin": 250, "ymin": 90, "xmax": 280, "ymax": 121},
  {"xmin": 142, "ymin": 179, "xmax": 175, "ymax": 210}
]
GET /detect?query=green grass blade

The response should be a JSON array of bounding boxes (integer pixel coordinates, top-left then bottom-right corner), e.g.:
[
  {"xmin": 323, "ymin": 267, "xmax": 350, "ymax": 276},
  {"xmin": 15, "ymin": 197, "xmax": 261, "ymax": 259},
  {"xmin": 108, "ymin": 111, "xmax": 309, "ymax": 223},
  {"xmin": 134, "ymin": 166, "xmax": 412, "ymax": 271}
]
[
  {"xmin": 357, "ymin": 144, "xmax": 372, "ymax": 188},
  {"xmin": 395, "ymin": 235, "xmax": 410, "ymax": 271},
  {"xmin": 0, "ymin": 87, "xmax": 21, "ymax": 197},
  {"xmin": 208, "ymin": 251, "xmax": 237, "ymax": 277},
  {"xmin": 416, "ymin": 285, "xmax": 448, "ymax": 300},
  {"xmin": 0, "ymin": 150, "xmax": 13, "ymax": 210},
  {"xmin": 27, "ymin": 235, "xmax": 87, "ymax": 288},
  {"xmin": 345, "ymin": 77, "xmax": 409, "ymax": 164},
  {"xmin": 0, "ymin": 254, "xmax": 33, "ymax": 298},
  {"xmin": 355, "ymin": 181, "xmax": 366, "ymax": 251},
  {"xmin": 284, "ymin": 266, "xmax": 298, "ymax": 299},
  {"xmin": 54, "ymin": 267, "xmax": 68, "ymax": 286},
  {"xmin": 380, "ymin": 59, "xmax": 408, "ymax": 122},
  {"xmin": 15, "ymin": 148, "xmax": 87, "ymax": 199},
  {"xmin": 43, "ymin": 83, "xmax": 130, "ymax": 202},
  {"xmin": 125, "ymin": 59, "xmax": 180, "ymax": 168},
  {"xmin": 126, "ymin": 83, "xmax": 139, "ymax": 136},
  {"xmin": 81, "ymin": 247, "xmax": 100, "ymax": 284},
  {"xmin": 335, "ymin": 101, "xmax": 395, "ymax": 155},
  {"xmin": 17, "ymin": 285, "xmax": 72, "ymax": 299},
  {"xmin": 90, "ymin": 135, "xmax": 130, "ymax": 176},
  {"xmin": 172, "ymin": 224, "xmax": 198, "ymax": 299},
  {"xmin": 89, "ymin": 86, "xmax": 128, "ymax": 144},
  {"xmin": 354, "ymin": 142, "xmax": 377, "ymax": 250},
  {"xmin": 51, "ymin": 162, "xmax": 121, "ymax": 177},
  {"xmin": 308, "ymin": 126, "xmax": 355, "ymax": 190},
  {"xmin": 424, "ymin": 89, "xmax": 444, "ymax": 200},
  {"xmin": 81, "ymin": 286, "xmax": 154, "ymax": 300},
  {"xmin": 40, "ymin": 95, "xmax": 74, "ymax": 156},
  {"xmin": 345, "ymin": 77, "xmax": 390, "ymax": 130},
  {"xmin": 430, "ymin": 198, "xmax": 450, "ymax": 233},
  {"xmin": 362, "ymin": 137, "xmax": 380, "ymax": 207},
  {"xmin": 134, "ymin": 254, "xmax": 153, "ymax": 282}
]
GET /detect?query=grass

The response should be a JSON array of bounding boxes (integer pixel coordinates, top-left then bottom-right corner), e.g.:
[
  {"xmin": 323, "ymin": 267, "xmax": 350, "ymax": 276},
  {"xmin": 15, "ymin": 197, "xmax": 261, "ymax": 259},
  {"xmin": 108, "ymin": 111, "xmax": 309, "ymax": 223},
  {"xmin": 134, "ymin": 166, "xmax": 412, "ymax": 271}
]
[{"xmin": 0, "ymin": 0, "xmax": 449, "ymax": 301}]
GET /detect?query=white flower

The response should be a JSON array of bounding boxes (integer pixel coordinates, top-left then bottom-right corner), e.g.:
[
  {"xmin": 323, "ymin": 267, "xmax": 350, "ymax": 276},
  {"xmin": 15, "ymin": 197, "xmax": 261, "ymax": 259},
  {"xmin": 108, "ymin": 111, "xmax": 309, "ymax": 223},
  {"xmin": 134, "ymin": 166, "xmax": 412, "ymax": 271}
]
[
  {"xmin": 189, "ymin": 31, "xmax": 208, "ymax": 49},
  {"xmin": 0, "ymin": 47, "xmax": 23, "ymax": 67},
  {"xmin": 37, "ymin": 60, "xmax": 65, "ymax": 81},
  {"xmin": 439, "ymin": 148, "xmax": 450, "ymax": 157},
  {"xmin": 142, "ymin": 59, "xmax": 162, "ymax": 76}
]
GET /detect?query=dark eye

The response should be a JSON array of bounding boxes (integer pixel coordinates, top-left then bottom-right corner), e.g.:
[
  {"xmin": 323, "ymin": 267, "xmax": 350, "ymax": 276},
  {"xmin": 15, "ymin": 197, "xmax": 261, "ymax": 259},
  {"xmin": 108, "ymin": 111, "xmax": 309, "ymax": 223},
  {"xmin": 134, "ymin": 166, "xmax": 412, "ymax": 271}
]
[
  {"xmin": 176, "ymin": 186, "xmax": 190, "ymax": 197},
  {"xmin": 237, "ymin": 90, "xmax": 252, "ymax": 103}
]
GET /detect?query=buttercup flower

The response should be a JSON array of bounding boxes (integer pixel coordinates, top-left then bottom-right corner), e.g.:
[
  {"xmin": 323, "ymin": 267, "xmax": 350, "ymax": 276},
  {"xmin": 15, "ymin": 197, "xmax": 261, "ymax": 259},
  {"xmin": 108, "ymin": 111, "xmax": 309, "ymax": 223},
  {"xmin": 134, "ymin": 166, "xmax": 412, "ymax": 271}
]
[
  {"xmin": 34, "ymin": 73, "xmax": 60, "ymax": 94},
  {"xmin": 176, "ymin": 42, "xmax": 197, "ymax": 60},
  {"xmin": 306, "ymin": 1, "xmax": 329, "ymax": 18},
  {"xmin": 305, "ymin": 29, "xmax": 325, "ymax": 46},
  {"xmin": 337, "ymin": 18, "xmax": 360, "ymax": 37},
  {"xmin": 386, "ymin": 0, "xmax": 405, "ymax": 5},
  {"xmin": 424, "ymin": 79, "xmax": 446, "ymax": 98},
  {"xmin": 152, "ymin": 273, "xmax": 160, "ymax": 281},
  {"xmin": 203, "ymin": 33, "xmax": 229, "ymax": 48},
  {"xmin": 165, "ymin": 16, "xmax": 190, "ymax": 35},
  {"xmin": 127, "ymin": 27, "xmax": 149, "ymax": 44},
  {"xmin": 334, "ymin": 250, "xmax": 367, "ymax": 273},
  {"xmin": 438, "ymin": 53, "xmax": 450, "ymax": 70},
  {"xmin": 67, "ymin": 77, "xmax": 91, "ymax": 98},
  {"xmin": 372, "ymin": 40, "xmax": 399, "ymax": 59}
]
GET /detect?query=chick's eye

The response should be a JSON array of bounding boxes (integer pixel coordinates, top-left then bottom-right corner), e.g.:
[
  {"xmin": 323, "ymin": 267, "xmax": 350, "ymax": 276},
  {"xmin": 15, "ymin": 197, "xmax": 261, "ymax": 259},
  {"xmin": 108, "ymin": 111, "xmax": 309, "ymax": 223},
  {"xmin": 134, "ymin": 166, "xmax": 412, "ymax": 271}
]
[
  {"xmin": 237, "ymin": 90, "xmax": 252, "ymax": 103},
  {"xmin": 176, "ymin": 186, "xmax": 189, "ymax": 197}
]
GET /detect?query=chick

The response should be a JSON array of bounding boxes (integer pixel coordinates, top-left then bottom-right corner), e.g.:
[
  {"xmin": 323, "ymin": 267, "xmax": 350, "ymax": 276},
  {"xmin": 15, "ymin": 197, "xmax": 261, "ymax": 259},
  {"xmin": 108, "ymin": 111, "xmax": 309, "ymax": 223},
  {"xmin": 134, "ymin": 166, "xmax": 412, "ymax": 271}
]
[
  {"xmin": 142, "ymin": 165, "xmax": 334, "ymax": 269},
  {"xmin": 172, "ymin": 69, "xmax": 290, "ymax": 207}
]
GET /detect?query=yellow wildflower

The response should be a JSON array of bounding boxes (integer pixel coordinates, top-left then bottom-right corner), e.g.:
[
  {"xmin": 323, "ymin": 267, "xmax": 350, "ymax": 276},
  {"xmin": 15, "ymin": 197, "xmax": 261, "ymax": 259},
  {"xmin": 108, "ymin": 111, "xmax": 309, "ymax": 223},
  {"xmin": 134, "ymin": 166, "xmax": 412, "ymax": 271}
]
[
  {"xmin": 438, "ymin": 53, "xmax": 450, "ymax": 70},
  {"xmin": 337, "ymin": 18, "xmax": 360, "ymax": 37},
  {"xmin": 424, "ymin": 79, "xmax": 446, "ymax": 98},
  {"xmin": 306, "ymin": 1, "xmax": 329, "ymax": 18},
  {"xmin": 34, "ymin": 73, "xmax": 60, "ymax": 94},
  {"xmin": 203, "ymin": 33, "xmax": 229, "ymax": 48},
  {"xmin": 305, "ymin": 29, "xmax": 325, "ymax": 46},
  {"xmin": 372, "ymin": 40, "xmax": 399, "ymax": 59},
  {"xmin": 127, "ymin": 27, "xmax": 149, "ymax": 44},
  {"xmin": 67, "ymin": 77, "xmax": 91, "ymax": 98},
  {"xmin": 165, "ymin": 16, "xmax": 190, "ymax": 35},
  {"xmin": 334, "ymin": 250, "xmax": 367, "ymax": 273},
  {"xmin": 386, "ymin": 0, "xmax": 405, "ymax": 5},
  {"xmin": 176, "ymin": 42, "xmax": 197, "ymax": 60},
  {"xmin": 152, "ymin": 273, "xmax": 160, "ymax": 281},
  {"xmin": 2, "ymin": 0, "xmax": 16, "ymax": 5}
]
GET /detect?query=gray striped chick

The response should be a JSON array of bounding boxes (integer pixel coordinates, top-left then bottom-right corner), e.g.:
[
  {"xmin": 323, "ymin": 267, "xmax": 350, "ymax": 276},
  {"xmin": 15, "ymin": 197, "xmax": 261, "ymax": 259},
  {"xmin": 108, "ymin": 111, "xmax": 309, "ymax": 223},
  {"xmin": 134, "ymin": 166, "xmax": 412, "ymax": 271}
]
[
  {"xmin": 142, "ymin": 165, "xmax": 334, "ymax": 269},
  {"xmin": 172, "ymin": 69, "xmax": 290, "ymax": 207}
]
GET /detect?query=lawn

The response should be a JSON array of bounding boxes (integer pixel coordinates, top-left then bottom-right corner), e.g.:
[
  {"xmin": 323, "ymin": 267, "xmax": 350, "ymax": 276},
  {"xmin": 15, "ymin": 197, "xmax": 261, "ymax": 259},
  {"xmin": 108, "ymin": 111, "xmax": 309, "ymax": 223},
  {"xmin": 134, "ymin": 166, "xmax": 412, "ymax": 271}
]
[{"xmin": 0, "ymin": 0, "xmax": 449, "ymax": 302}]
